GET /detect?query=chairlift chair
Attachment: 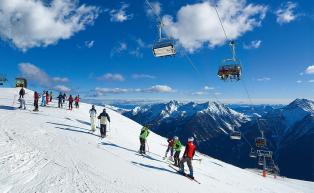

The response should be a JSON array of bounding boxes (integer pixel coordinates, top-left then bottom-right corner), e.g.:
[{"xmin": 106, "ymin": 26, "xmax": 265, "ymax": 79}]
[
  {"xmin": 249, "ymin": 148, "xmax": 257, "ymax": 158},
  {"xmin": 152, "ymin": 22, "xmax": 176, "ymax": 57},
  {"xmin": 15, "ymin": 77, "xmax": 27, "ymax": 88},
  {"xmin": 255, "ymin": 137, "xmax": 267, "ymax": 148},
  {"xmin": 230, "ymin": 131, "xmax": 241, "ymax": 140},
  {"xmin": 258, "ymin": 157, "xmax": 264, "ymax": 166}
]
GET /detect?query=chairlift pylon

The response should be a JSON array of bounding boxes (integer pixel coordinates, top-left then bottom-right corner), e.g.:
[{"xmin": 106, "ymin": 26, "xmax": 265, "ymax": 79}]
[
  {"xmin": 152, "ymin": 22, "xmax": 176, "ymax": 57},
  {"xmin": 218, "ymin": 41, "xmax": 241, "ymax": 81}
]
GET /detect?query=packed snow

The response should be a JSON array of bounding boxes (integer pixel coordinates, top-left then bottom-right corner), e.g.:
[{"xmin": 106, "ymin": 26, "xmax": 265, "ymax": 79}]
[{"xmin": 0, "ymin": 88, "xmax": 313, "ymax": 193}]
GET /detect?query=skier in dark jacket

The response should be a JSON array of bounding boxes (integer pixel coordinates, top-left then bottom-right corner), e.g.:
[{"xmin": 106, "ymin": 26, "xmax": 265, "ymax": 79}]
[
  {"xmin": 97, "ymin": 109, "xmax": 111, "ymax": 138},
  {"xmin": 62, "ymin": 93, "xmax": 66, "ymax": 104},
  {"xmin": 179, "ymin": 137, "xmax": 196, "ymax": 179},
  {"xmin": 33, "ymin": 91, "xmax": 39, "ymax": 111},
  {"xmin": 19, "ymin": 87, "xmax": 25, "ymax": 98},
  {"xmin": 139, "ymin": 125, "xmax": 150, "ymax": 155},
  {"xmin": 68, "ymin": 95, "xmax": 73, "ymax": 110},
  {"xmin": 57, "ymin": 93, "xmax": 63, "ymax": 108}
]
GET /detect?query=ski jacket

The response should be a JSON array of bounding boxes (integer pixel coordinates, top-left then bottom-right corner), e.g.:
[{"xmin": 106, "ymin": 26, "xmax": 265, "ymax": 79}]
[
  {"xmin": 183, "ymin": 141, "xmax": 196, "ymax": 159},
  {"xmin": 98, "ymin": 112, "xmax": 110, "ymax": 125},
  {"xmin": 89, "ymin": 108, "xmax": 97, "ymax": 118},
  {"xmin": 19, "ymin": 88, "xmax": 25, "ymax": 96},
  {"xmin": 139, "ymin": 127, "xmax": 150, "ymax": 139},
  {"xmin": 173, "ymin": 140, "xmax": 182, "ymax": 152},
  {"xmin": 34, "ymin": 92, "xmax": 39, "ymax": 100},
  {"xmin": 68, "ymin": 96, "xmax": 73, "ymax": 102},
  {"xmin": 57, "ymin": 94, "xmax": 63, "ymax": 101},
  {"xmin": 75, "ymin": 97, "xmax": 80, "ymax": 103},
  {"xmin": 167, "ymin": 138, "xmax": 174, "ymax": 147}
]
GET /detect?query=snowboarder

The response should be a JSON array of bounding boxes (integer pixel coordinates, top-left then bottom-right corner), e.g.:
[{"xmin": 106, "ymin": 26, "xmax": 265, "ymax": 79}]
[
  {"xmin": 179, "ymin": 137, "xmax": 196, "ymax": 179},
  {"xmin": 18, "ymin": 97, "xmax": 26, "ymax": 110},
  {"xmin": 89, "ymin": 105, "xmax": 97, "ymax": 132},
  {"xmin": 75, "ymin": 95, "xmax": 80, "ymax": 108},
  {"xmin": 49, "ymin": 91, "xmax": 53, "ymax": 102},
  {"xmin": 97, "ymin": 108, "xmax": 111, "ymax": 138},
  {"xmin": 57, "ymin": 93, "xmax": 63, "ymax": 108},
  {"xmin": 19, "ymin": 86, "xmax": 25, "ymax": 99},
  {"xmin": 139, "ymin": 125, "xmax": 150, "ymax": 155},
  {"xmin": 173, "ymin": 136, "xmax": 183, "ymax": 166},
  {"xmin": 46, "ymin": 91, "xmax": 49, "ymax": 105},
  {"xmin": 68, "ymin": 95, "xmax": 73, "ymax": 110},
  {"xmin": 33, "ymin": 91, "xmax": 39, "ymax": 111},
  {"xmin": 164, "ymin": 137, "xmax": 175, "ymax": 160},
  {"xmin": 41, "ymin": 91, "xmax": 46, "ymax": 106}
]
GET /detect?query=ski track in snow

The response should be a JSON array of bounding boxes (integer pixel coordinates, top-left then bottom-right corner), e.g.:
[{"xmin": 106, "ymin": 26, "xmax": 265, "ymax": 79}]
[{"xmin": 0, "ymin": 88, "xmax": 313, "ymax": 193}]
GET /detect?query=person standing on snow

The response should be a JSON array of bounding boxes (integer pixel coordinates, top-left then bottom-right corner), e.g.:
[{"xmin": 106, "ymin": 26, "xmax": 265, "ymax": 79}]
[
  {"xmin": 19, "ymin": 86, "xmax": 25, "ymax": 99},
  {"xmin": 139, "ymin": 125, "xmax": 150, "ymax": 155},
  {"xmin": 179, "ymin": 137, "xmax": 196, "ymax": 179},
  {"xmin": 97, "ymin": 109, "xmax": 111, "ymax": 138},
  {"xmin": 164, "ymin": 137, "xmax": 175, "ymax": 160},
  {"xmin": 173, "ymin": 136, "xmax": 183, "ymax": 166},
  {"xmin": 49, "ymin": 91, "xmax": 53, "ymax": 102},
  {"xmin": 62, "ymin": 93, "xmax": 66, "ymax": 104},
  {"xmin": 45, "ymin": 91, "xmax": 49, "ymax": 105},
  {"xmin": 57, "ymin": 93, "xmax": 63, "ymax": 108},
  {"xmin": 89, "ymin": 105, "xmax": 97, "ymax": 132},
  {"xmin": 41, "ymin": 91, "xmax": 46, "ymax": 106},
  {"xmin": 33, "ymin": 91, "xmax": 39, "ymax": 111},
  {"xmin": 68, "ymin": 95, "xmax": 73, "ymax": 110},
  {"xmin": 74, "ymin": 95, "xmax": 80, "ymax": 108}
]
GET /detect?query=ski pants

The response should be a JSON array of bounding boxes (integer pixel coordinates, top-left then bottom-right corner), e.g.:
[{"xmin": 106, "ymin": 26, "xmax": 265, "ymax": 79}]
[
  {"xmin": 180, "ymin": 157, "xmax": 193, "ymax": 176},
  {"xmin": 58, "ymin": 100, "xmax": 62, "ymax": 108},
  {"xmin": 90, "ymin": 117, "xmax": 96, "ymax": 131},
  {"xmin": 174, "ymin": 151, "xmax": 181, "ymax": 166},
  {"xmin": 139, "ymin": 138, "xmax": 146, "ymax": 154},
  {"xmin": 34, "ymin": 99, "xmax": 38, "ymax": 110},
  {"xmin": 68, "ymin": 102, "xmax": 73, "ymax": 110},
  {"xmin": 100, "ymin": 124, "xmax": 107, "ymax": 137},
  {"xmin": 19, "ymin": 100, "xmax": 26, "ymax": 109},
  {"xmin": 41, "ymin": 98, "xmax": 46, "ymax": 106},
  {"xmin": 165, "ymin": 146, "xmax": 173, "ymax": 157}
]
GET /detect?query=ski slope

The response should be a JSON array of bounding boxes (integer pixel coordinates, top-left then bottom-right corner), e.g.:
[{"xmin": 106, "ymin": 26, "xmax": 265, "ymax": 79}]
[{"xmin": 0, "ymin": 88, "xmax": 313, "ymax": 193}]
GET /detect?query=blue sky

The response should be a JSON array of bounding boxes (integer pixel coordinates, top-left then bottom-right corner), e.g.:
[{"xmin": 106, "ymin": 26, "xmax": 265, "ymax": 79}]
[{"xmin": 1, "ymin": 0, "xmax": 313, "ymax": 104}]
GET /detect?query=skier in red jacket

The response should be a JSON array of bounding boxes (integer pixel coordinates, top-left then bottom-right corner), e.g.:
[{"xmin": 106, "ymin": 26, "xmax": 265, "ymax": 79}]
[
  {"xmin": 179, "ymin": 137, "xmax": 196, "ymax": 179},
  {"xmin": 163, "ymin": 137, "xmax": 175, "ymax": 160},
  {"xmin": 68, "ymin": 95, "xmax": 74, "ymax": 110}
]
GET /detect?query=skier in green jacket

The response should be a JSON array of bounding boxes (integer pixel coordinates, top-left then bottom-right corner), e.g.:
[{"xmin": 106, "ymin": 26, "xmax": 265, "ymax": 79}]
[
  {"xmin": 173, "ymin": 136, "xmax": 183, "ymax": 166},
  {"xmin": 139, "ymin": 125, "xmax": 150, "ymax": 155}
]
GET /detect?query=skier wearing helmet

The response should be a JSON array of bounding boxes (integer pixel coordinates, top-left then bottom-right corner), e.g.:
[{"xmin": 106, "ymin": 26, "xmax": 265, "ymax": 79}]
[
  {"xmin": 179, "ymin": 137, "xmax": 196, "ymax": 179},
  {"xmin": 173, "ymin": 136, "xmax": 183, "ymax": 166}
]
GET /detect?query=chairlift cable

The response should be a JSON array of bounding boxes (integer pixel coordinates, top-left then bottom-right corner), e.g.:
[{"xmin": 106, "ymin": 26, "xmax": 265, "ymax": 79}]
[{"xmin": 214, "ymin": 5, "xmax": 229, "ymax": 42}]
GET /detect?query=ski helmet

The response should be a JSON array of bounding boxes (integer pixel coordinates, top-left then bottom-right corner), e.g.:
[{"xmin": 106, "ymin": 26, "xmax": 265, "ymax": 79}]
[
  {"xmin": 174, "ymin": 136, "xmax": 178, "ymax": 140},
  {"xmin": 188, "ymin": 137, "xmax": 194, "ymax": 142}
]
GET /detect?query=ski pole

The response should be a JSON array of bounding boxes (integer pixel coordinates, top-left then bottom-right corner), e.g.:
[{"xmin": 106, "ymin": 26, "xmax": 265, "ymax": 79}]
[
  {"xmin": 146, "ymin": 140, "xmax": 150, "ymax": 153},
  {"xmin": 12, "ymin": 95, "xmax": 17, "ymax": 106}
]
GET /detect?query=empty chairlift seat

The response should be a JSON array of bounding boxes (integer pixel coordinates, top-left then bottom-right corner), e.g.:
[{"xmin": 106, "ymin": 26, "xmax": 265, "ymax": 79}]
[
  {"xmin": 249, "ymin": 148, "xmax": 257, "ymax": 158},
  {"xmin": 230, "ymin": 131, "xmax": 241, "ymax": 140},
  {"xmin": 152, "ymin": 41, "xmax": 176, "ymax": 57}
]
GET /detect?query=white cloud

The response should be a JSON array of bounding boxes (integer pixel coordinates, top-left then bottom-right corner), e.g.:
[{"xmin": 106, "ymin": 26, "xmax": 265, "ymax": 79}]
[
  {"xmin": 309, "ymin": 80, "xmax": 314, "ymax": 83},
  {"xmin": 97, "ymin": 73, "xmax": 125, "ymax": 82},
  {"xmin": 146, "ymin": 1, "xmax": 162, "ymax": 17},
  {"xmin": 144, "ymin": 85, "xmax": 173, "ymax": 93},
  {"xmin": 109, "ymin": 3, "xmax": 133, "ymax": 22},
  {"xmin": 305, "ymin": 65, "xmax": 314, "ymax": 74},
  {"xmin": 257, "ymin": 77, "xmax": 271, "ymax": 81},
  {"xmin": 243, "ymin": 40, "xmax": 262, "ymax": 49},
  {"xmin": 85, "ymin": 40, "xmax": 95, "ymax": 48},
  {"xmin": 132, "ymin": 74, "xmax": 156, "ymax": 79},
  {"xmin": 275, "ymin": 1, "xmax": 298, "ymax": 24},
  {"xmin": 110, "ymin": 42, "xmax": 127, "ymax": 57},
  {"xmin": 95, "ymin": 87, "xmax": 129, "ymax": 95},
  {"xmin": 192, "ymin": 91, "xmax": 205, "ymax": 96},
  {"xmin": 54, "ymin": 85, "xmax": 71, "ymax": 93},
  {"xmin": 0, "ymin": 0, "xmax": 99, "ymax": 51},
  {"xmin": 19, "ymin": 63, "xmax": 50, "ymax": 87},
  {"xmin": 296, "ymin": 80, "xmax": 302, "ymax": 83},
  {"xmin": 162, "ymin": 0, "xmax": 267, "ymax": 52},
  {"xmin": 52, "ymin": 77, "xmax": 69, "ymax": 83},
  {"xmin": 204, "ymin": 86, "xmax": 214, "ymax": 91}
]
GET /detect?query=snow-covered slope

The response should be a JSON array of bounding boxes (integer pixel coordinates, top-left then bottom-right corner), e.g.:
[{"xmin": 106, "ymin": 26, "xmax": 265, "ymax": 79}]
[{"xmin": 0, "ymin": 88, "xmax": 312, "ymax": 193}]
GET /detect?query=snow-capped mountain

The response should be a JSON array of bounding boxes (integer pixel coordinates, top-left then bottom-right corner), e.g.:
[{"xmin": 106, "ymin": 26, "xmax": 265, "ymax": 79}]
[{"xmin": 2, "ymin": 88, "xmax": 313, "ymax": 193}]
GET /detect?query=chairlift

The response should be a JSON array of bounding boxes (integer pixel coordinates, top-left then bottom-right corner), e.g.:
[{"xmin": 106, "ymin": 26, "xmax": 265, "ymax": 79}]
[
  {"xmin": 15, "ymin": 77, "xmax": 27, "ymax": 88},
  {"xmin": 255, "ymin": 137, "xmax": 267, "ymax": 148},
  {"xmin": 0, "ymin": 74, "xmax": 7, "ymax": 86},
  {"xmin": 218, "ymin": 41, "xmax": 241, "ymax": 81},
  {"xmin": 249, "ymin": 148, "xmax": 257, "ymax": 158},
  {"xmin": 258, "ymin": 157, "xmax": 264, "ymax": 166},
  {"xmin": 230, "ymin": 131, "xmax": 241, "ymax": 140},
  {"xmin": 152, "ymin": 22, "xmax": 176, "ymax": 57}
]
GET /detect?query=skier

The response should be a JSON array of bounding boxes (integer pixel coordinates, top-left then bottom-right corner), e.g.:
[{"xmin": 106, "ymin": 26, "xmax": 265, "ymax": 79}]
[
  {"xmin": 19, "ymin": 86, "xmax": 25, "ymax": 99},
  {"xmin": 68, "ymin": 95, "xmax": 73, "ymax": 110},
  {"xmin": 164, "ymin": 137, "xmax": 175, "ymax": 160},
  {"xmin": 46, "ymin": 91, "xmax": 49, "ymax": 105},
  {"xmin": 139, "ymin": 125, "xmax": 150, "ymax": 155},
  {"xmin": 75, "ymin": 95, "xmax": 80, "ymax": 108},
  {"xmin": 18, "ymin": 97, "xmax": 26, "ymax": 110},
  {"xmin": 97, "ymin": 108, "xmax": 111, "ymax": 138},
  {"xmin": 33, "ymin": 91, "xmax": 39, "ymax": 111},
  {"xmin": 179, "ymin": 137, "xmax": 196, "ymax": 179},
  {"xmin": 62, "ymin": 93, "xmax": 66, "ymax": 104},
  {"xmin": 89, "ymin": 105, "xmax": 97, "ymax": 132},
  {"xmin": 57, "ymin": 93, "xmax": 63, "ymax": 108},
  {"xmin": 49, "ymin": 91, "xmax": 53, "ymax": 102},
  {"xmin": 41, "ymin": 91, "xmax": 46, "ymax": 106},
  {"xmin": 173, "ymin": 136, "xmax": 183, "ymax": 166}
]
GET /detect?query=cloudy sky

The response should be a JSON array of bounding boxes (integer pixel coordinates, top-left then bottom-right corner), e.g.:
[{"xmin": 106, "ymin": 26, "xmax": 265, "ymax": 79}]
[{"xmin": 1, "ymin": 0, "xmax": 313, "ymax": 104}]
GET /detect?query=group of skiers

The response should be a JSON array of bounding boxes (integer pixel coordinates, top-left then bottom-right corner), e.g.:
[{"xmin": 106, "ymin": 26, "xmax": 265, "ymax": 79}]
[{"xmin": 56, "ymin": 93, "xmax": 80, "ymax": 110}]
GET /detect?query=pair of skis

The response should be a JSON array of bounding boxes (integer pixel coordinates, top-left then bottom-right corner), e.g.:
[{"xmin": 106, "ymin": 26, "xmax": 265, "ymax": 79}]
[{"xmin": 168, "ymin": 164, "xmax": 201, "ymax": 184}]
